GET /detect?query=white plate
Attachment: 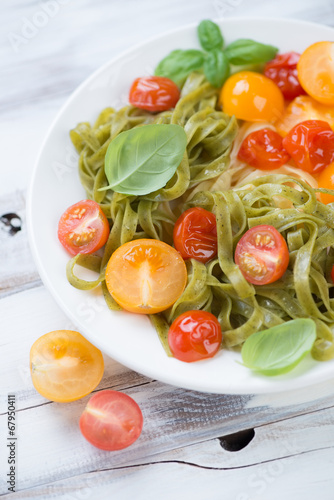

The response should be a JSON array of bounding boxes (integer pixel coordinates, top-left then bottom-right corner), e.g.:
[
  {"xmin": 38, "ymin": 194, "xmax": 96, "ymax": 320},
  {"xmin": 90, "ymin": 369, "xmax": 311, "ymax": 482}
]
[{"xmin": 27, "ymin": 18, "xmax": 334, "ymax": 394}]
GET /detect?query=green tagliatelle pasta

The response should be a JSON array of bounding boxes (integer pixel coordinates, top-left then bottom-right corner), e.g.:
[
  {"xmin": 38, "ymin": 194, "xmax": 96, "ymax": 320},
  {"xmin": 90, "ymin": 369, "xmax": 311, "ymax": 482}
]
[{"xmin": 67, "ymin": 72, "xmax": 334, "ymax": 363}]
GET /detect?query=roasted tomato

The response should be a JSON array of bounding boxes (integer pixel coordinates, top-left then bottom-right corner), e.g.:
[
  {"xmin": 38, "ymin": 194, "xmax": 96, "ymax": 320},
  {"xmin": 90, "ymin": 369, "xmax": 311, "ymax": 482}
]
[
  {"xmin": 235, "ymin": 225, "xmax": 289, "ymax": 285},
  {"xmin": 264, "ymin": 51, "xmax": 305, "ymax": 100},
  {"xmin": 220, "ymin": 71, "xmax": 285, "ymax": 122},
  {"xmin": 282, "ymin": 120, "xmax": 334, "ymax": 174},
  {"xmin": 129, "ymin": 76, "xmax": 180, "ymax": 112},
  {"xmin": 173, "ymin": 207, "xmax": 217, "ymax": 263},
  {"xmin": 168, "ymin": 310, "xmax": 222, "ymax": 362},
  {"xmin": 318, "ymin": 162, "xmax": 334, "ymax": 204},
  {"xmin": 237, "ymin": 128, "xmax": 290, "ymax": 169},
  {"xmin": 298, "ymin": 41, "xmax": 334, "ymax": 105},
  {"xmin": 58, "ymin": 200, "xmax": 109, "ymax": 256}
]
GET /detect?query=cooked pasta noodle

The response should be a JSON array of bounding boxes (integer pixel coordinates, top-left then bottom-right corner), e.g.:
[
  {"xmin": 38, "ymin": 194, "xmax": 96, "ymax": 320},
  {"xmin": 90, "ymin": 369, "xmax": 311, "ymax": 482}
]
[{"xmin": 67, "ymin": 72, "xmax": 334, "ymax": 362}]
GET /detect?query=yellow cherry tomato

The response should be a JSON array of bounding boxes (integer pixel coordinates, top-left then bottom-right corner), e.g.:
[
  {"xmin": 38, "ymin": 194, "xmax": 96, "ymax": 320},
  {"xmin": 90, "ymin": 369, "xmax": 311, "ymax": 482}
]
[
  {"xmin": 298, "ymin": 42, "xmax": 334, "ymax": 105},
  {"xmin": 105, "ymin": 239, "xmax": 187, "ymax": 314},
  {"xmin": 318, "ymin": 162, "xmax": 334, "ymax": 204},
  {"xmin": 30, "ymin": 330, "xmax": 104, "ymax": 402},
  {"xmin": 220, "ymin": 71, "xmax": 285, "ymax": 122},
  {"xmin": 276, "ymin": 95, "xmax": 334, "ymax": 137}
]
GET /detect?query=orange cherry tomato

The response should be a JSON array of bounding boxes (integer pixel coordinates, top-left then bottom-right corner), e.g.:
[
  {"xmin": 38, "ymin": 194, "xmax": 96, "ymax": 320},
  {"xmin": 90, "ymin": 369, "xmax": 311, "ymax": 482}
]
[
  {"xmin": 235, "ymin": 225, "xmax": 289, "ymax": 285},
  {"xmin": 30, "ymin": 330, "xmax": 104, "ymax": 403},
  {"xmin": 129, "ymin": 76, "xmax": 180, "ymax": 112},
  {"xmin": 168, "ymin": 311, "xmax": 222, "ymax": 363},
  {"xmin": 264, "ymin": 51, "xmax": 306, "ymax": 100},
  {"xmin": 297, "ymin": 42, "xmax": 334, "ymax": 105},
  {"xmin": 276, "ymin": 95, "xmax": 334, "ymax": 137},
  {"xmin": 220, "ymin": 71, "xmax": 285, "ymax": 122},
  {"xmin": 80, "ymin": 390, "xmax": 143, "ymax": 451},
  {"xmin": 105, "ymin": 239, "xmax": 187, "ymax": 314},
  {"xmin": 173, "ymin": 207, "xmax": 217, "ymax": 263},
  {"xmin": 237, "ymin": 128, "xmax": 290, "ymax": 169},
  {"xmin": 282, "ymin": 120, "xmax": 334, "ymax": 174},
  {"xmin": 58, "ymin": 200, "xmax": 109, "ymax": 256},
  {"xmin": 318, "ymin": 162, "xmax": 334, "ymax": 204}
]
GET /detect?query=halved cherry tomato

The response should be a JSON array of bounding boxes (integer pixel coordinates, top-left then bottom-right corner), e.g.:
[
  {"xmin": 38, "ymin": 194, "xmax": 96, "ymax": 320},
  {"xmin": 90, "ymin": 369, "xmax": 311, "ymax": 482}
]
[
  {"xmin": 80, "ymin": 390, "xmax": 143, "ymax": 451},
  {"xmin": 297, "ymin": 42, "xmax": 334, "ymax": 105},
  {"xmin": 105, "ymin": 239, "xmax": 187, "ymax": 314},
  {"xmin": 220, "ymin": 71, "xmax": 285, "ymax": 122},
  {"xmin": 264, "ymin": 51, "xmax": 305, "ymax": 100},
  {"xmin": 282, "ymin": 120, "xmax": 334, "ymax": 174},
  {"xmin": 129, "ymin": 76, "xmax": 180, "ymax": 112},
  {"xmin": 318, "ymin": 162, "xmax": 334, "ymax": 204},
  {"xmin": 168, "ymin": 310, "xmax": 222, "ymax": 363},
  {"xmin": 237, "ymin": 128, "xmax": 290, "ymax": 170},
  {"xmin": 276, "ymin": 95, "xmax": 334, "ymax": 137},
  {"xmin": 58, "ymin": 200, "xmax": 109, "ymax": 256},
  {"xmin": 173, "ymin": 207, "xmax": 217, "ymax": 263},
  {"xmin": 30, "ymin": 330, "xmax": 104, "ymax": 403},
  {"xmin": 235, "ymin": 225, "xmax": 289, "ymax": 285}
]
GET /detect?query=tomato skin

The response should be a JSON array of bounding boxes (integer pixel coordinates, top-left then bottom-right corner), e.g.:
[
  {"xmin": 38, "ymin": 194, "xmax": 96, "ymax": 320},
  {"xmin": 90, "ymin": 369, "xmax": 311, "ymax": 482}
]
[
  {"xmin": 220, "ymin": 71, "xmax": 285, "ymax": 122},
  {"xmin": 58, "ymin": 200, "xmax": 109, "ymax": 256},
  {"xmin": 168, "ymin": 311, "xmax": 222, "ymax": 363},
  {"xmin": 237, "ymin": 128, "xmax": 290, "ymax": 170},
  {"xmin": 297, "ymin": 42, "xmax": 334, "ymax": 105},
  {"xmin": 129, "ymin": 76, "xmax": 180, "ymax": 112},
  {"xmin": 264, "ymin": 52, "xmax": 306, "ymax": 100},
  {"xmin": 30, "ymin": 330, "xmax": 104, "ymax": 403},
  {"xmin": 79, "ymin": 390, "xmax": 143, "ymax": 451},
  {"xmin": 282, "ymin": 120, "xmax": 334, "ymax": 174},
  {"xmin": 318, "ymin": 162, "xmax": 334, "ymax": 204},
  {"xmin": 173, "ymin": 207, "xmax": 217, "ymax": 263},
  {"xmin": 331, "ymin": 265, "xmax": 334, "ymax": 283},
  {"xmin": 235, "ymin": 225, "xmax": 289, "ymax": 285},
  {"xmin": 105, "ymin": 239, "xmax": 187, "ymax": 314}
]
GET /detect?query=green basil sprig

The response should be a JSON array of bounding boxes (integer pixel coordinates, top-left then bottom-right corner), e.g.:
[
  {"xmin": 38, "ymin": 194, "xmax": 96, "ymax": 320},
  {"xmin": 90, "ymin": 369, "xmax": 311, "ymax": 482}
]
[
  {"xmin": 103, "ymin": 124, "xmax": 187, "ymax": 196},
  {"xmin": 155, "ymin": 50, "xmax": 204, "ymax": 87},
  {"xmin": 154, "ymin": 20, "xmax": 278, "ymax": 88},
  {"xmin": 198, "ymin": 19, "xmax": 224, "ymax": 51},
  {"xmin": 203, "ymin": 49, "xmax": 230, "ymax": 88},
  {"xmin": 224, "ymin": 38, "xmax": 278, "ymax": 65},
  {"xmin": 241, "ymin": 319, "xmax": 316, "ymax": 376}
]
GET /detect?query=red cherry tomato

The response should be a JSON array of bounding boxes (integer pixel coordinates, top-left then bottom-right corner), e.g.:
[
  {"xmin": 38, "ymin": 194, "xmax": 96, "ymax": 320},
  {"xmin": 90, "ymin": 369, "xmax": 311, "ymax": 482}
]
[
  {"xmin": 282, "ymin": 120, "xmax": 334, "ymax": 174},
  {"xmin": 79, "ymin": 390, "xmax": 143, "ymax": 451},
  {"xmin": 58, "ymin": 200, "xmax": 109, "ymax": 256},
  {"xmin": 235, "ymin": 225, "xmax": 289, "ymax": 285},
  {"xmin": 173, "ymin": 207, "xmax": 217, "ymax": 263},
  {"xmin": 331, "ymin": 265, "xmax": 334, "ymax": 283},
  {"xmin": 129, "ymin": 76, "xmax": 180, "ymax": 112},
  {"xmin": 237, "ymin": 128, "xmax": 290, "ymax": 170},
  {"xmin": 168, "ymin": 310, "xmax": 222, "ymax": 363},
  {"xmin": 264, "ymin": 52, "xmax": 306, "ymax": 100}
]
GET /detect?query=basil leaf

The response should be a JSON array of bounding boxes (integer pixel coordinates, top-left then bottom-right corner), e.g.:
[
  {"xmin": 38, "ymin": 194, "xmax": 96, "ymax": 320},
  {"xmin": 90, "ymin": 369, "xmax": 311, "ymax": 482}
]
[
  {"xmin": 155, "ymin": 49, "xmax": 204, "ymax": 86},
  {"xmin": 241, "ymin": 319, "xmax": 316, "ymax": 376},
  {"xmin": 197, "ymin": 20, "xmax": 224, "ymax": 51},
  {"xmin": 224, "ymin": 39, "xmax": 278, "ymax": 65},
  {"xmin": 203, "ymin": 49, "xmax": 230, "ymax": 87},
  {"xmin": 103, "ymin": 124, "xmax": 187, "ymax": 196}
]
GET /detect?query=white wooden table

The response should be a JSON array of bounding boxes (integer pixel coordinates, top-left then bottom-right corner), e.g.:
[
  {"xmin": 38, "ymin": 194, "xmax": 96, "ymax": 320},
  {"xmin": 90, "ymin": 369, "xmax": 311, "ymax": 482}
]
[{"xmin": 2, "ymin": 1, "xmax": 334, "ymax": 498}]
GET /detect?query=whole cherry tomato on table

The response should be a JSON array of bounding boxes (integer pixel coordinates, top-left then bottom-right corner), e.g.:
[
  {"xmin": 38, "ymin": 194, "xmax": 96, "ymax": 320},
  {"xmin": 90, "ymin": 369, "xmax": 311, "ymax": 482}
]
[
  {"xmin": 297, "ymin": 42, "xmax": 334, "ymax": 105},
  {"xmin": 129, "ymin": 76, "xmax": 180, "ymax": 112},
  {"xmin": 80, "ymin": 390, "xmax": 143, "ymax": 451},
  {"xmin": 220, "ymin": 71, "xmax": 285, "ymax": 122},
  {"xmin": 235, "ymin": 225, "xmax": 289, "ymax": 285},
  {"xmin": 237, "ymin": 128, "xmax": 290, "ymax": 170},
  {"xmin": 282, "ymin": 120, "xmax": 334, "ymax": 174},
  {"xmin": 58, "ymin": 199, "xmax": 109, "ymax": 256},
  {"xmin": 264, "ymin": 51, "xmax": 305, "ymax": 100},
  {"xmin": 173, "ymin": 207, "xmax": 217, "ymax": 263},
  {"xmin": 168, "ymin": 310, "xmax": 222, "ymax": 363}
]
